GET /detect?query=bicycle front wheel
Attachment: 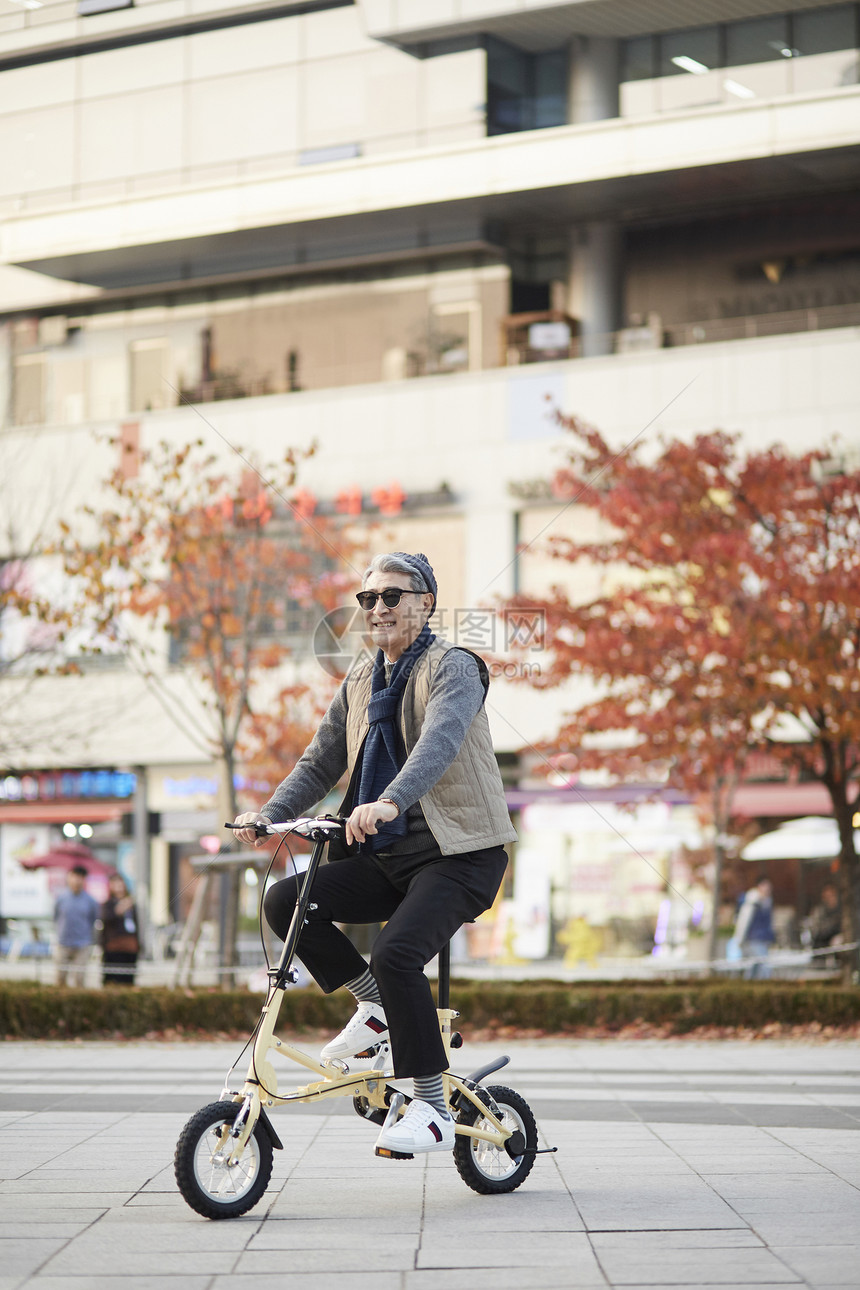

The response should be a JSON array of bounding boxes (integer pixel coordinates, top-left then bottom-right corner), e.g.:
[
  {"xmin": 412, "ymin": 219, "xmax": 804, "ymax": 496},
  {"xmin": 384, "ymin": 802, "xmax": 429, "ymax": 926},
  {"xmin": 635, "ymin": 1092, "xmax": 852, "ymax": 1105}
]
[
  {"xmin": 174, "ymin": 1100, "xmax": 274, "ymax": 1219},
  {"xmin": 453, "ymin": 1085, "xmax": 537, "ymax": 1195}
]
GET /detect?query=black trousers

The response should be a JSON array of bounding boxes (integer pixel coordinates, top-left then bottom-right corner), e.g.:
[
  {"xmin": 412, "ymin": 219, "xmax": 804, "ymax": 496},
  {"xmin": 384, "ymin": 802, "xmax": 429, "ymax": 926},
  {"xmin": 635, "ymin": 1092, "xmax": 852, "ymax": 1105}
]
[
  {"xmin": 263, "ymin": 845, "xmax": 508, "ymax": 1078},
  {"xmin": 102, "ymin": 951, "xmax": 137, "ymax": 986}
]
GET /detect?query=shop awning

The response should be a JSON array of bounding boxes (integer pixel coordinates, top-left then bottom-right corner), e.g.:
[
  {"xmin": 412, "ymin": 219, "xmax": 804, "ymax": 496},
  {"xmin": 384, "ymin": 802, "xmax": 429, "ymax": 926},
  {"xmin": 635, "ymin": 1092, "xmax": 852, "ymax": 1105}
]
[
  {"xmin": 741, "ymin": 816, "xmax": 858, "ymax": 862},
  {"xmin": 731, "ymin": 782, "xmax": 834, "ymax": 818},
  {"xmin": 0, "ymin": 802, "xmax": 126, "ymax": 824}
]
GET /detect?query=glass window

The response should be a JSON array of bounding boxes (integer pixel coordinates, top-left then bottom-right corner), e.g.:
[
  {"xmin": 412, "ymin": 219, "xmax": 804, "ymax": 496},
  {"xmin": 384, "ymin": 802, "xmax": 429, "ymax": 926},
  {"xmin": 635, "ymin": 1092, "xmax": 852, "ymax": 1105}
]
[
  {"xmin": 486, "ymin": 38, "xmax": 568, "ymax": 134},
  {"xmin": 622, "ymin": 36, "xmax": 655, "ymax": 82},
  {"xmin": 726, "ymin": 15, "xmax": 792, "ymax": 66},
  {"xmin": 660, "ymin": 26, "xmax": 720, "ymax": 77},
  {"xmin": 533, "ymin": 50, "xmax": 568, "ymax": 129},
  {"xmin": 486, "ymin": 37, "xmax": 531, "ymax": 135},
  {"xmin": 793, "ymin": 5, "xmax": 857, "ymax": 56}
]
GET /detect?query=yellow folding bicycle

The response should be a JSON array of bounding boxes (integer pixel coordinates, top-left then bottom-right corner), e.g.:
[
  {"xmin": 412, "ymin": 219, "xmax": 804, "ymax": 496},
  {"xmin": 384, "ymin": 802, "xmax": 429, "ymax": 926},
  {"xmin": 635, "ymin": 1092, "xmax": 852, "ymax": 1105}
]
[{"xmin": 174, "ymin": 816, "xmax": 551, "ymax": 1219}]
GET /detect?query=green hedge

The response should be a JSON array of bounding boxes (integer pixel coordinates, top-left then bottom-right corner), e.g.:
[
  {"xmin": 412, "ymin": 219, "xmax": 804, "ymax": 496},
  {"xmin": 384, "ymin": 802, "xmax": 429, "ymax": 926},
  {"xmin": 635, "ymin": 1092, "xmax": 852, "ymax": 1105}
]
[
  {"xmin": 0, "ymin": 980, "xmax": 346, "ymax": 1040},
  {"xmin": 451, "ymin": 980, "xmax": 860, "ymax": 1034},
  {"xmin": 2, "ymin": 978, "xmax": 859, "ymax": 1040}
]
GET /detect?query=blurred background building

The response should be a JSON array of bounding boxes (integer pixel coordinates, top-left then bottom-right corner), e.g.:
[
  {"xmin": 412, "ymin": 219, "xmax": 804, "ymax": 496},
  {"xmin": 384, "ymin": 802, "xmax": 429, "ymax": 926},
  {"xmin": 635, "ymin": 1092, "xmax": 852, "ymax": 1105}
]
[{"xmin": 1, "ymin": 0, "xmax": 858, "ymax": 969}]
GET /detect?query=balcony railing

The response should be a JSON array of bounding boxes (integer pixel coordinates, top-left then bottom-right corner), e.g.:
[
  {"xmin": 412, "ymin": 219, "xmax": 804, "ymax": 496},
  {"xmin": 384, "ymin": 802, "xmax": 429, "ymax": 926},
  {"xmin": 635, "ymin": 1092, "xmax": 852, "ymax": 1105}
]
[
  {"xmin": 8, "ymin": 298, "xmax": 860, "ymax": 430},
  {"xmin": 663, "ymin": 300, "xmax": 860, "ymax": 347},
  {"xmin": 503, "ymin": 299, "xmax": 860, "ymax": 365}
]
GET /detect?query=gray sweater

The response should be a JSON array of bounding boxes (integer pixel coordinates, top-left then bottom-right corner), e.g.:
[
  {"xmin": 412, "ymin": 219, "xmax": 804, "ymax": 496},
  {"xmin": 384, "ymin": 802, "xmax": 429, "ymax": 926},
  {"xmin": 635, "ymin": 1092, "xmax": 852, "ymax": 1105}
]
[{"xmin": 262, "ymin": 649, "xmax": 486, "ymax": 854}]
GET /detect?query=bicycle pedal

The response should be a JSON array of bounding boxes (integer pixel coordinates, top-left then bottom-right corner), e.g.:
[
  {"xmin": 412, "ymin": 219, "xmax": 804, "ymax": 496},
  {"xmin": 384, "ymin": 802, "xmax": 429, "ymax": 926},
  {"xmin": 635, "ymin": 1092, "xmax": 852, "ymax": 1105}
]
[
  {"xmin": 356, "ymin": 1040, "xmax": 388, "ymax": 1059},
  {"xmin": 375, "ymin": 1146, "xmax": 413, "ymax": 1161},
  {"xmin": 328, "ymin": 1040, "xmax": 389, "ymax": 1066},
  {"xmin": 322, "ymin": 1058, "xmax": 351, "ymax": 1076}
]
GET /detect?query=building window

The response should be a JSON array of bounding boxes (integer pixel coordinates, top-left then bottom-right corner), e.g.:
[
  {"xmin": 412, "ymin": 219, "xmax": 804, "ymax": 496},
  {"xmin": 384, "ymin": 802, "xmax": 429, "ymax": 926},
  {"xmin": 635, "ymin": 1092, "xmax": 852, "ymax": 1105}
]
[
  {"xmin": 659, "ymin": 26, "xmax": 722, "ymax": 110},
  {"xmin": 622, "ymin": 35, "xmax": 655, "ymax": 82},
  {"xmin": 660, "ymin": 26, "xmax": 721, "ymax": 78},
  {"xmin": 486, "ymin": 37, "xmax": 568, "ymax": 136},
  {"xmin": 794, "ymin": 4, "xmax": 857, "ymax": 55},
  {"xmin": 621, "ymin": 6, "xmax": 860, "ymax": 115},
  {"xmin": 792, "ymin": 5, "xmax": 859, "ymax": 91},
  {"xmin": 487, "ymin": 38, "xmax": 531, "ymax": 134},
  {"xmin": 725, "ymin": 15, "xmax": 791, "ymax": 66},
  {"xmin": 725, "ymin": 15, "xmax": 792, "ymax": 100},
  {"xmin": 533, "ymin": 50, "xmax": 568, "ymax": 129}
]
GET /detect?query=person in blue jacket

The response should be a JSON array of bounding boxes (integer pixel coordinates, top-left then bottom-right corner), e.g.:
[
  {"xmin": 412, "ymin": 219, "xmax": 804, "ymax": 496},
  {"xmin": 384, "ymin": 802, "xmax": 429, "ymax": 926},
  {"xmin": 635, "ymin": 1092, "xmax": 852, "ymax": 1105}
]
[
  {"xmin": 54, "ymin": 865, "xmax": 99, "ymax": 987},
  {"xmin": 733, "ymin": 877, "xmax": 775, "ymax": 978}
]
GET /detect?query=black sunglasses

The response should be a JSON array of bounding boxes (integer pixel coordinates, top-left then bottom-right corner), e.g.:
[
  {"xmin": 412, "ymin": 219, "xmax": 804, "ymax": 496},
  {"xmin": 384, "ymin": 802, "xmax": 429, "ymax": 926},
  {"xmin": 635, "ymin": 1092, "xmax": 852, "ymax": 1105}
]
[{"xmin": 356, "ymin": 588, "xmax": 427, "ymax": 610}]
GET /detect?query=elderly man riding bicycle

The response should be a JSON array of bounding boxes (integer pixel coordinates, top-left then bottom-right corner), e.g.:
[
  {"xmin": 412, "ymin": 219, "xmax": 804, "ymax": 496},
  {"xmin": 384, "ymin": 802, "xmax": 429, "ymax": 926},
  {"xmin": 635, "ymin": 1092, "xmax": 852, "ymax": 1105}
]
[{"xmin": 234, "ymin": 550, "xmax": 515, "ymax": 1157}]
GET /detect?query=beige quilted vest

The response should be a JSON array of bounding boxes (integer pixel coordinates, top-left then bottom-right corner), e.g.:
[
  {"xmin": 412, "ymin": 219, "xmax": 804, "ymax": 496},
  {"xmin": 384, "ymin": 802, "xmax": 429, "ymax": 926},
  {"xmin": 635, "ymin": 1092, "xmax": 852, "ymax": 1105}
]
[{"xmin": 345, "ymin": 638, "xmax": 517, "ymax": 856}]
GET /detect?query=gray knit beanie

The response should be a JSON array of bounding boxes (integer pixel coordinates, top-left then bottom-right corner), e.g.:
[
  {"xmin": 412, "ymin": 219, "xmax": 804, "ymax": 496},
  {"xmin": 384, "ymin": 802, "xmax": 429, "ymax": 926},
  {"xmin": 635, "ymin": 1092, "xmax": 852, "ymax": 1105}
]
[{"xmin": 393, "ymin": 551, "xmax": 437, "ymax": 608}]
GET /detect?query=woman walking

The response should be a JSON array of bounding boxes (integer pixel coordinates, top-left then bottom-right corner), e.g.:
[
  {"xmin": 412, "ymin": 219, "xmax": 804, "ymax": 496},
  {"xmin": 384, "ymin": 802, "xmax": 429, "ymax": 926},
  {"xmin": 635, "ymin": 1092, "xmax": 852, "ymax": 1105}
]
[{"xmin": 100, "ymin": 872, "xmax": 140, "ymax": 986}]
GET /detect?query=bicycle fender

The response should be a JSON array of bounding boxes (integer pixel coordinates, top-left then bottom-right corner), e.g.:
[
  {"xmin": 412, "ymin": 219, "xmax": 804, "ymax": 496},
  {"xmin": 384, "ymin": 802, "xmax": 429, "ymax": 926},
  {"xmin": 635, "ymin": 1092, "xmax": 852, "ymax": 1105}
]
[
  {"xmin": 464, "ymin": 1055, "xmax": 510, "ymax": 1085},
  {"xmin": 257, "ymin": 1106, "xmax": 284, "ymax": 1151}
]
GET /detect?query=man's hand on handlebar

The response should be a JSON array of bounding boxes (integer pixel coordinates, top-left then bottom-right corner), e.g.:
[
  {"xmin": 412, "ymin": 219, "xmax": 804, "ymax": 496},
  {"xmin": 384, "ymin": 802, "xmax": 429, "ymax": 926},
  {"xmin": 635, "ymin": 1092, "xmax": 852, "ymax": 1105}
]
[
  {"xmin": 232, "ymin": 811, "xmax": 272, "ymax": 848},
  {"xmin": 231, "ymin": 802, "xmax": 397, "ymax": 848},
  {"xmin": 346, "ymin": 799, "xmax": 399, "ymax": 846}
]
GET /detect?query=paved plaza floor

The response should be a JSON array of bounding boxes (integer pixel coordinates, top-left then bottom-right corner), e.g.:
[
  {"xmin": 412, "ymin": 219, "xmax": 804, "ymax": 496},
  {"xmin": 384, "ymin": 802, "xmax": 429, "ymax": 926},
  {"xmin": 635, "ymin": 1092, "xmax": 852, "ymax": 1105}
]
[{"xmin": 0, "ymin": 1035, "xmax": 858, "ymax": 1290}]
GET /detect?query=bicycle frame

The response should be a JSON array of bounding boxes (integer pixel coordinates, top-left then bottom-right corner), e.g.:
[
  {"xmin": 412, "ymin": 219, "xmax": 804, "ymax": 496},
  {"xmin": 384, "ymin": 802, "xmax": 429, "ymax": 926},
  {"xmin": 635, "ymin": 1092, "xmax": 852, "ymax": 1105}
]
[{"xmin": 220, "ymin": 821, "xmax": 517, "ymax": 1165}]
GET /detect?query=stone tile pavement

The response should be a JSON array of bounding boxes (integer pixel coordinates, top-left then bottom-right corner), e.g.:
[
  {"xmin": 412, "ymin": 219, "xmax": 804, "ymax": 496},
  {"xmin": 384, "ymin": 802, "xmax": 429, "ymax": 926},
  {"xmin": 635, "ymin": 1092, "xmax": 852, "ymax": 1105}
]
[{"xmin": 0, "ymin": 1037, "xmax": 858, "ymax": 1290}]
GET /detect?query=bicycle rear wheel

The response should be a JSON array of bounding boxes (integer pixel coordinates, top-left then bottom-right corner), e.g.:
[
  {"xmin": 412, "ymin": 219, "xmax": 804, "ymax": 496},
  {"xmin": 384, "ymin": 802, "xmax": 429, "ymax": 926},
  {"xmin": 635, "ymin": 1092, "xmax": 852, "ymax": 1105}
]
[{"xmin": 175, "ymin": 1100, "xmax": 274, "ymax": 1219}]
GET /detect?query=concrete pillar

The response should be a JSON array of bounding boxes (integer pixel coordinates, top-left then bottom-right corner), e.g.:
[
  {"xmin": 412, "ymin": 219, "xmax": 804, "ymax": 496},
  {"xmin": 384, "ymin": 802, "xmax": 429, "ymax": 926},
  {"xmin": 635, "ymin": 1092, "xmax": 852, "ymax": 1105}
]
[
  {"xmin": 566, "ymin": 222, "xmax": 623, "ymax": 358},
  {"xmin": 565, "ymin": 38, "xmax": 622, "ymax": 355},
  {"xmin": 567, "ymin": 36, "xmax": 620, "ymax": 124}
]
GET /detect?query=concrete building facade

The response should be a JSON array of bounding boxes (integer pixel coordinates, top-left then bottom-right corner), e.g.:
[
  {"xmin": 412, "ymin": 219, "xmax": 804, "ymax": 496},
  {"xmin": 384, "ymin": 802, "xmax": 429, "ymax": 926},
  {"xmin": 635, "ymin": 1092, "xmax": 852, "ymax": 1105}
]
[{"xmin": 1, "ymin": 0, "xmax": 859, "ymax": 962}]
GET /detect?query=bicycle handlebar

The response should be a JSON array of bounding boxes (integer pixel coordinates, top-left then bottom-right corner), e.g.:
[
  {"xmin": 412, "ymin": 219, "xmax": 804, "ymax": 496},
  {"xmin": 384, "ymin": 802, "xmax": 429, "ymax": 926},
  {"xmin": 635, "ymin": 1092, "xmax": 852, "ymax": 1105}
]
[{"xmin": 224, "ymin": 816, "xmax": 346, "ymax": 839}]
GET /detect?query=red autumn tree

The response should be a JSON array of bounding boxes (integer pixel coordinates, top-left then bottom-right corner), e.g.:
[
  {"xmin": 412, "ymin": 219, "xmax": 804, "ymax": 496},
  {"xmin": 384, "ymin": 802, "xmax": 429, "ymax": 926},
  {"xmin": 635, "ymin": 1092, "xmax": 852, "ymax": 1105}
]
[
  {"xmin": 238, "ymin": 681, "xmax": 332, "ymax": 810},
  {"xmin": 506, "ymin": 417, "xmax": 860, "ymax": 975},
  {"xmin": 60, "ymin": 436, "xmax": 355, "ymax": 977}
]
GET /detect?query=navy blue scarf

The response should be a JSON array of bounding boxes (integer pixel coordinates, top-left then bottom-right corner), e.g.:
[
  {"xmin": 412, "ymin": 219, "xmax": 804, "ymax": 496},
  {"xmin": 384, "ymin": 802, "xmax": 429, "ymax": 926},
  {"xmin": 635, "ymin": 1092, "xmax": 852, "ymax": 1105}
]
[{"xmin": 356, "ymin": 622, "xmax": 434, "ymax": 853}]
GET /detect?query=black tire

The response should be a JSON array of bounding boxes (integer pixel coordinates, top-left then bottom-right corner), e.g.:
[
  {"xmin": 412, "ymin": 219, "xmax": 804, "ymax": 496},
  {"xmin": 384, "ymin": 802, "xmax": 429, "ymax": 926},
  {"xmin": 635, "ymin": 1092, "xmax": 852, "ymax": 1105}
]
[
  {"xmin": 174, "ymin": 1100, "xmax": 274, "ymax": 1219},
  {"xmin": 453, "ymin": 1084, "xmax": 537, "ymax": 1195}
]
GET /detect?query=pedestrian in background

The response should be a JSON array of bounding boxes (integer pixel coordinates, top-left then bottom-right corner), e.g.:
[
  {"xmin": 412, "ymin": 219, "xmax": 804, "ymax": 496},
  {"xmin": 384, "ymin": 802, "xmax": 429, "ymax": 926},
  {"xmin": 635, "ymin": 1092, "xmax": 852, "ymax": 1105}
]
[
  {"xmin": 733, "ymin": 877, "xmax": 775, "ymax": 979},
  {"xmin": 100, "ymin": 872, "xmax": 140, "ymax": 986},
  {"xmin": 805, "ymin": 881, "xmax": 842, "ymax": 951},
  {"xmin": 54, "ymin": 865, "xmax": 99, "ymax": 987}
]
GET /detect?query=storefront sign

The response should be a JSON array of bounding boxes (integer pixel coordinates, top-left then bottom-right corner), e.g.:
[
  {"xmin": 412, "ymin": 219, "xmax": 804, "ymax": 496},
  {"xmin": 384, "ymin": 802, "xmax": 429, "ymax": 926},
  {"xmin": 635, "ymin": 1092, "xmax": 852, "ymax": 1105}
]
[
  {"xmin": 287, "ymin": 483, "xmax": 454, "ymax": 520},
  {"xmin": 0, "ymin": 770, "xmax": 137, "ymax": 803}
]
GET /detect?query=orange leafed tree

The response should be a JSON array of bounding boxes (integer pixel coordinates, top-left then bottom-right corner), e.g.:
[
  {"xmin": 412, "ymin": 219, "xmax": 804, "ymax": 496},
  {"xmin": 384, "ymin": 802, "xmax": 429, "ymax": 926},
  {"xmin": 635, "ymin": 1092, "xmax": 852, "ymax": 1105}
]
[
  {"xmin": 507, "ymin": 417, "xmax": 860, "ymax": 974},
  {"xmin": 60, "ymin": 436, "xmax": 356, "ymax": 972}
]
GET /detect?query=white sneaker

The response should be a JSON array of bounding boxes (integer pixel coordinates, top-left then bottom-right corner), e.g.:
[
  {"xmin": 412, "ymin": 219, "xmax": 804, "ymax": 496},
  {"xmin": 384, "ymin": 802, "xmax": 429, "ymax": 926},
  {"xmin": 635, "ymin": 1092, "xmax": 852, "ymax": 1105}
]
[
  {"xmin": 375, "ymin": 1099, "xmax": 455, "ymax": 1157},
  {"xmin": 320, "ymin": 1002, "xmax": 389, "ymax": 1061}
]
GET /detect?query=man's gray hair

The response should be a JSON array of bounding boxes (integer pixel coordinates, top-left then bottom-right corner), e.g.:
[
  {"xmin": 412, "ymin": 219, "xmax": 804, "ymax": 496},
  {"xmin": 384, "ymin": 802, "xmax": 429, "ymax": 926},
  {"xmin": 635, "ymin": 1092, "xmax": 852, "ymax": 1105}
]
[{"xmin": 362, "ymin": 553, "xmax": 428, "ymax": 592}]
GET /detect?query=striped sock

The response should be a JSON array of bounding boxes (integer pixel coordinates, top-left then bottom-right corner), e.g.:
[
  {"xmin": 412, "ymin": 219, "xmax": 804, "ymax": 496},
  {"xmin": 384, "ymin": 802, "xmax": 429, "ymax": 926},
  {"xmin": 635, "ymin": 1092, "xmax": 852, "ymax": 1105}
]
[
  {"xmin": 413, "ymin": 1073, "xmax": 450, "ymax": 1117},
  {"xmin": 344, "ymin": 966, "xmax": 383, "ymax": 1007}
]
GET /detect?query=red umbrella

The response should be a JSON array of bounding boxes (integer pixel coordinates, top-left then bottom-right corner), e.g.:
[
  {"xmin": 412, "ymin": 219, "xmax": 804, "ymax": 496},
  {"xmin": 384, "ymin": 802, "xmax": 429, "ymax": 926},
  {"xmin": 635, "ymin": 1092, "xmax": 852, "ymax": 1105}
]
[{"xmin": 18, "ymin": 841, "xmax": 116, "ymax": 877}]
